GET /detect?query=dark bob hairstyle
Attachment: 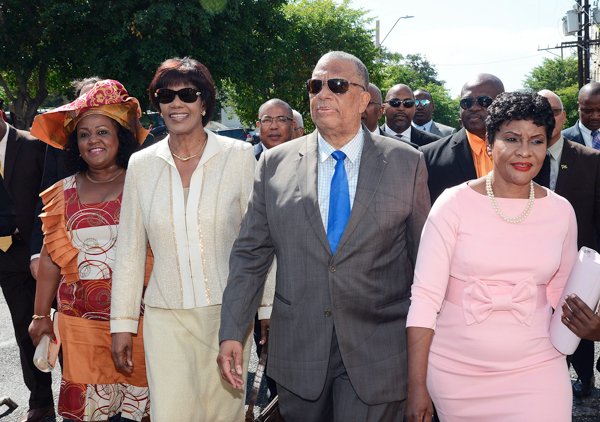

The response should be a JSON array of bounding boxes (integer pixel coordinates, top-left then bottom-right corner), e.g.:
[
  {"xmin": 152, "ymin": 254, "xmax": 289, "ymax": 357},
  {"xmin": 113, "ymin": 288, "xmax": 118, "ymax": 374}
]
[
  {"xmin": 147, "ymin": 57, "xmax": 216, "ymax": 127},
  {"xmin": 64, "ymin": 119, "xmax": 139, "ymax": 174},
  {"xmin": 485, "ymin": 91, "xmax": 555, "ymax": 146}
]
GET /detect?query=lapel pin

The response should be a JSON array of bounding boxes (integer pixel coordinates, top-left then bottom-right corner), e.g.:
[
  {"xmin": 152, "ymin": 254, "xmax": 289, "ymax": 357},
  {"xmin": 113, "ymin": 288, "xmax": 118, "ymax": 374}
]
[{"xmin": 560, "ymin": 164, "xmax": 568, "ymax": 170}]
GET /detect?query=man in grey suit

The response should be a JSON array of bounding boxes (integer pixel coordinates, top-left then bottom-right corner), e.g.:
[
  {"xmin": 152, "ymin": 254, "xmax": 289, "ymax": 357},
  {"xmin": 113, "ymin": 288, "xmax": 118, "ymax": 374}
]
[
  {"xmin": 218, "ymin": 51, "xmax": 430, "ymax": 421},
  {"xmin": 412, "ymin": 88, "xmax": 456, "ymax": 137}
]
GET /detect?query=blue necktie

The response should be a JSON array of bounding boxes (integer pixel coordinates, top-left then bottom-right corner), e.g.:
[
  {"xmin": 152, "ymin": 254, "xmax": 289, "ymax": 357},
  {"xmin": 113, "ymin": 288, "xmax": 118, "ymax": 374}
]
[
  {"xmin": 327, "ymin": 151, "xmax": 350, "ymax": 254},
  {"xmin": 592, "ymin": 130, "xmax": 600, "ymax": 150}
]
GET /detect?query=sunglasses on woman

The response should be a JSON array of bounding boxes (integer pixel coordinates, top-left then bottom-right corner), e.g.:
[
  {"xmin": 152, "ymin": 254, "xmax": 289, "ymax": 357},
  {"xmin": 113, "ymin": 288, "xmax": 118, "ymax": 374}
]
[
  {"xmin": 459, "ymin": 95, "xmax": 493, "ymax": 110},
  {"xmin": 384, "ymin": 98, "xmax": 415, "ymax": 108},
  {"xmin": 306, "ymin": 78, "xmax": 365, "ymax": 95},
  {"xmin": 154, "ymin": 88, "xmax": 201, "ymax": 104}
]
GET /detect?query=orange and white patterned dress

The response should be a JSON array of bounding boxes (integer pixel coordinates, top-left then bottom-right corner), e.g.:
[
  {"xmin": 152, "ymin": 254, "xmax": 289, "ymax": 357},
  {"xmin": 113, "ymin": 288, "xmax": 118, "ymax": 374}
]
[{"xmin": 41, "ymin": 175, "xmax": 151, "ymax": 422}]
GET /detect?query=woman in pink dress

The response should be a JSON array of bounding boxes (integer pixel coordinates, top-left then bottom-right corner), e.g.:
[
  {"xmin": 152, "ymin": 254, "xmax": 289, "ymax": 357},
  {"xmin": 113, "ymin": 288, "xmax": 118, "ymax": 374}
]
[{"xmin": 406, "ymin": 91, "xmax": 578, "ymax": 422}]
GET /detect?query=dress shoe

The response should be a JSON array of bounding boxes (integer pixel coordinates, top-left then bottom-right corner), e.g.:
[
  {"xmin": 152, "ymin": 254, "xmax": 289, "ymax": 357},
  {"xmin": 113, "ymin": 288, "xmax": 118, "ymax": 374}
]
[
  {"xmin": 572, "ymin": 379, "xmax": 593, "ymax": 398},
  {"xmin": 19, "ymin": 405, "xmax": 55, "ymax": 422}
]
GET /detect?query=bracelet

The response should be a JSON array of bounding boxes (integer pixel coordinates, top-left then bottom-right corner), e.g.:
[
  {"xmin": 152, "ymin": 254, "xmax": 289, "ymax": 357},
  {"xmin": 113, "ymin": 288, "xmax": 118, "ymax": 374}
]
[{"xmin": 32, "ymin": 314, "xmax": 51, "ymax": 320}]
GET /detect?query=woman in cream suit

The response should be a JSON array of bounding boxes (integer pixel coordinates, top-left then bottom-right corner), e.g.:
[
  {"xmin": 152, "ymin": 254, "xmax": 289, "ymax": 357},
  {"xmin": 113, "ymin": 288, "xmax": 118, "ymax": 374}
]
[{"xmin": 109, "ymin": 57, "xmax": 274, "ymax": 422}]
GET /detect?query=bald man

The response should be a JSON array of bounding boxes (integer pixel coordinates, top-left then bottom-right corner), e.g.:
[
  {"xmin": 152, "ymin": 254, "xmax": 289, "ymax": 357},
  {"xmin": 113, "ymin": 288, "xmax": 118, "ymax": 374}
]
[
  {"xmin": 381, "ymin": 84, "xmax": 439, "ymax": 147},
  {"xmin": 421, "ymin": 73, "xmax": 504, "ymax": 203},
  {"xmin": 540, "ymin": 89, "xmax": 600, "ymax": 398},
  {"xmin": 563, "ymin": 81, "xmax": 600, "ymax": 150}
]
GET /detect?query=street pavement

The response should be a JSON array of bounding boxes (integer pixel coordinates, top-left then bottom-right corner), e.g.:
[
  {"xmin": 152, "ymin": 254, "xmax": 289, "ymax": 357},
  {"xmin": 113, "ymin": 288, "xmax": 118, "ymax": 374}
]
[{"xmin": 1, "ymin": 291, "xmax": 599, "ymax": 421}]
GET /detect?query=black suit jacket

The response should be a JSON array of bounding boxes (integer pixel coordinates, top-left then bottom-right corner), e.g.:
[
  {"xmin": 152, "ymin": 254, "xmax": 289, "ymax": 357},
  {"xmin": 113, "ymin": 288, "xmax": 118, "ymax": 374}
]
[
  {"xmin": 421, "ymin": 128, "xmax": 476, "ymax": 203},
  {"xmin": 0, "ymin": 124, "xmax": 45, "ymax": 271},
  {"xmin": 555, "ymin": 140, "xmax": 600, "ymax": 250},
  {"xmin": 0, "ymin": 180, "xmax": 16, "ymax": 236},
  {"xmin": 562, "ymin": 122, "xmax": 586, "ymax": 146}
]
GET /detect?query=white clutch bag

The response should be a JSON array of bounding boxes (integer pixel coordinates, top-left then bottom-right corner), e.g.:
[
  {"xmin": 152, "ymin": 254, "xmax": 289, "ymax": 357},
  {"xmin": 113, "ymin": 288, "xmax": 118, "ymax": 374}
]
[
  {"xmin": 550, "ymin": 247, "xmax": 600, "ymax": 355},
  {"xmin": 33, "ymin": 313, "xmax": 61, "ymax": 372}
]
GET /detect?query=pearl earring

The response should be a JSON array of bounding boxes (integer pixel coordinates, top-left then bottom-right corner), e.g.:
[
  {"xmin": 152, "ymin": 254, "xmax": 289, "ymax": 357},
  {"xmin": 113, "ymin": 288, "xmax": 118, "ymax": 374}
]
[{"xmin": 201, "ymin": 110, "xmax": 206, "ymax": 116}]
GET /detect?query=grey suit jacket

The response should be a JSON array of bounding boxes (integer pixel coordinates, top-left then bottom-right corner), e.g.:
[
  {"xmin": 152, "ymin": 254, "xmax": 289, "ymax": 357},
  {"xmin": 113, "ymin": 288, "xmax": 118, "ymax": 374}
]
[
  {"xmin": 562, "ymin": 122, "xmax": 586, "ymax": 146},
  {"xmin": 429, "ymin": 121, "xmax": 456, "ymax": 137},
  {"xmin": 220, "ymin": 128, "xmax": 430, "ymax": 404}
]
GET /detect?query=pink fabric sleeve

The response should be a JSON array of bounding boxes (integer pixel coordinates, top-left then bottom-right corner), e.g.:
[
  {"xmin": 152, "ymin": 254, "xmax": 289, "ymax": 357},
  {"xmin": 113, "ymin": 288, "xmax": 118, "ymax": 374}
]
[
  {"xmin": 407, "ymin": 188, "xmax": 461, "ymax": 330},
  {"xmin": 546, "ymin": 202, "xmax": 579, "ymax": 308}
]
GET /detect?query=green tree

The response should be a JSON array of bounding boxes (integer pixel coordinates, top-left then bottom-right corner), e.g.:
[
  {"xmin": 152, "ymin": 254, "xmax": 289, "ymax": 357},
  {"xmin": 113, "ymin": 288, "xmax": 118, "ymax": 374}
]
[
  {"xmin": 221, "ymin": 0, "xmax": 379, "ymax": 130},
  {"xmin": 523, "ymin": 55, "xmax": 579, "ymax": 127},
  {"xmin": 376, "ymin": 52, "xmax": 458, "ymax": 129}
]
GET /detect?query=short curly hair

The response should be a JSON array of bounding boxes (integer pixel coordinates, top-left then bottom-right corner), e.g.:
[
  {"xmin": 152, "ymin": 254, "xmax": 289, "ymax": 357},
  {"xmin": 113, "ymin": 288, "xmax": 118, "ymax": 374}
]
[
  {"xmin": 485, "ymin": 91, "xmax": 555, "ymax": 145},
  {"xmin": 64, "ymin": 119, "xmax": 139, "ymax": 173}
]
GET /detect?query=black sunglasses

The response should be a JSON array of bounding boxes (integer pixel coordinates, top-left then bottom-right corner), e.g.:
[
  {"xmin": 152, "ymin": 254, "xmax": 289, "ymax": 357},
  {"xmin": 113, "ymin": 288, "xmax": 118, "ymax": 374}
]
[
  {"xmin": 154, "ymin": 88, "xmax": 201, "ymax": 104},
  {"xmin": 459, "ymin": 96, "xmax": 493, "ymax": 110},
  {"xmin": 306, "ymin": 78, "xmax": 365, "ymax": 95},
  {"xmin": 384, "ymin": 98, "xmax": 415, "ymax": 108}
]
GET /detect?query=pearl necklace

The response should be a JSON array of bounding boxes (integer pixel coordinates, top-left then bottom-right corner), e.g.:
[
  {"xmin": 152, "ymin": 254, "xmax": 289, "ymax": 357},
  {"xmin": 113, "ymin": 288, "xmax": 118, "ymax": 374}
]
[
  {"xmin": 169, "ymin": 138, "xmax": 207, "ymax": 162},
  {"xmin": 485, "ymin": 171, "xmax": 535, "ymax": 224},
  {"xmin": 85, "ymin": 169, "xmax": 124, "ymax": 184}
]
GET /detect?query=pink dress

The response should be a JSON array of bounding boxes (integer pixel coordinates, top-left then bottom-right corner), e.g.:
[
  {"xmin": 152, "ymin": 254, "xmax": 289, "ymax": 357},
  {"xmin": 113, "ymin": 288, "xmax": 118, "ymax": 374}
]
[{"xmin": 407, "ymin": 183, "xmax": 578, "ymax": 422}]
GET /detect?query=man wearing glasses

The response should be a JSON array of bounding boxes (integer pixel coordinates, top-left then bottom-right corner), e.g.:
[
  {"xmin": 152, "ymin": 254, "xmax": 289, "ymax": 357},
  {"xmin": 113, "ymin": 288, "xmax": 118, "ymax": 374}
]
[
  {"xmin": 219, "ymin": 51, "xmax": 430, "ymax": 421},
  {"xmin": 412, "ymin": 89, "xmax": 456, "ymax": 137},
  {"xmin": 421, "ymin": 73, "xmax": 504, "ymax": 203},
  {"xmin": 254, "ymin": 98, "xmax": 296, "ymax": 159},
  {"xmin": 381, "ymin": 84, "xmax": 440, "ymax": 147}
]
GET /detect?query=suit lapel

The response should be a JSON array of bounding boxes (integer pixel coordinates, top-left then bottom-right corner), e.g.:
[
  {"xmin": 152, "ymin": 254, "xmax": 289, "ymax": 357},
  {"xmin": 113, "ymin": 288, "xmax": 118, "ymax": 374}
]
[
  {"xmin": 297, "ymin": 131, "xmax": 330, "ymax": 252},
  {"xmin": 335, "ymin": 131, "xmax": 384, "ymax": 255},
  {"xmin": 451, "ymin": 129, "xmax": 477, "ymax": 181},
  {"xmin": 554, "ymin": 140, "xmax": 573, "ymax": 193},
  {"xmin": 3, "ymin": 126, "xmax": 20, "ymax": 185}
]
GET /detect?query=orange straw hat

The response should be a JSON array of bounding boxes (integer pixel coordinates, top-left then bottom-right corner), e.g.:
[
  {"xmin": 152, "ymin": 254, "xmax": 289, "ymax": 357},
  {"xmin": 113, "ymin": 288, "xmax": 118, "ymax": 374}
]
[{"xmin": 31, "ymin": 79, "xmax": 149, "ymax": 149}]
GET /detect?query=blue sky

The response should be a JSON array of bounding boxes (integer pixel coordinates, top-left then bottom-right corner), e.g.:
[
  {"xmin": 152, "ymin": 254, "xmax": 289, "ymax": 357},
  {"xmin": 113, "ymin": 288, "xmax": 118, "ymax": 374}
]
[{"xmin": 347, "ymin": 0, "xmax": 577, "ymax": 96}]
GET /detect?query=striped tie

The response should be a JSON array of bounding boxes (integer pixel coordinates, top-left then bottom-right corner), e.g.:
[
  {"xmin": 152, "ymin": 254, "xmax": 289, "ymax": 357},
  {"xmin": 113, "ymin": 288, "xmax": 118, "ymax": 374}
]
[{"xmin": 592, "ymin": 130, "xmax": 600, "ymax": 150}]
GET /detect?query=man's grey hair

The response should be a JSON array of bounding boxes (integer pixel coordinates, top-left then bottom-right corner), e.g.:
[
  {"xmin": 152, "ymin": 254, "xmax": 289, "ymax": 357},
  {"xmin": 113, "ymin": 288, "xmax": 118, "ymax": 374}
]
[
  {"xmin": 258, "ymin": 98, "xmax": 293, "ymax": 118},
  {"xmin": 317, "ymin": 51, "xmax": 369, "ymax": 89},
  {"xmin": 292, "ymin": 110, "xmax": 304, "ymax": 128}
]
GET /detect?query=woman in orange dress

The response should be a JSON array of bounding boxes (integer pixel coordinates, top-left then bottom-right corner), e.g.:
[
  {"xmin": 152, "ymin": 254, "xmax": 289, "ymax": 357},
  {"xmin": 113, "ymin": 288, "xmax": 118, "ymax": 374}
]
[{"xmin": 28, "ymin": 80, "xmax": 151, "ymax": 422}]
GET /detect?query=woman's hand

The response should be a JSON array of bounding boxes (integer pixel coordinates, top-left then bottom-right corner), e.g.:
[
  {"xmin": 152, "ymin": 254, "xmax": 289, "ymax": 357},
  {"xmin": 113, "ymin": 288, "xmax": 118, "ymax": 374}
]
[
  {"xmin": 112, "ymin": 332, "xmax": 134, "ymax": 374},
  {"xmin": 406, "ymin": 384, "xmax": 434, "ymax": 422},
  {"xmin": 561, "ymin": 294, "xmax": 600, "ymax": 341},
  {"xmin": 28, "ymin": 317, "xmax": 54, "ymax": 346}
]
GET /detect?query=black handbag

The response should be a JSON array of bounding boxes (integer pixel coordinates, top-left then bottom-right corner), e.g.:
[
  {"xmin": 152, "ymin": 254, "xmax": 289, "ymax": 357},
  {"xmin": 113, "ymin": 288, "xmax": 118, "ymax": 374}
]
[{"xmin": 245, "ymin": 343, "xmax": 284, "ymax": 422}]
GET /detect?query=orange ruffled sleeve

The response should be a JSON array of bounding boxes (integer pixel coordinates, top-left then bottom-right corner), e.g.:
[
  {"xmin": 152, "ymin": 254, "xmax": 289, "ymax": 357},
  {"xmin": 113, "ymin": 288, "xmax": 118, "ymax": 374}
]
[{"xmin": 40, "ymin": 181, "xmax": 80, "ymax": 284}]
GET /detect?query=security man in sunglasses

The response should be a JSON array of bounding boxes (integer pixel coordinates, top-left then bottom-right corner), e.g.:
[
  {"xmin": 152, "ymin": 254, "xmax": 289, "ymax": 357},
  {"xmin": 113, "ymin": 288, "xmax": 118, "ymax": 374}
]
[
  {"xmin": 380, "ymin": 84, "xmax": 440, "ymax": 148},
  {"xmin": 421, "ymin": 73, "xmax": 505, "ymax": 203},
  {"xmin": 412, "ymin": 89, "xmax": 456, "ymax": 138},
  {"xmin": 219, "ymin": 50, "xmax": 430, "ymax": 421}
]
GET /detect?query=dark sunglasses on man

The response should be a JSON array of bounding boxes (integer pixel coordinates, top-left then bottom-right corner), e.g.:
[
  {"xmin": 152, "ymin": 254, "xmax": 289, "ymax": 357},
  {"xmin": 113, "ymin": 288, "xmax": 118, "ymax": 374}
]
[
  {"xmin": 306, "ymin": 78, "xmax": 365, "ymax": 95},
  {"xmin": 459, "ymin": 95, "xmax": 493, "ymax": 110},
  {"xmin": 154, "ymin": 88, "xmax": 201, "ymax": 104},
  {"xmin": 384, "ymin": 98, "xmax": 415, "ymax": 108},
  {"xmin": 414, "ymin": 99, "xmax": 431, "ymax": 107}
]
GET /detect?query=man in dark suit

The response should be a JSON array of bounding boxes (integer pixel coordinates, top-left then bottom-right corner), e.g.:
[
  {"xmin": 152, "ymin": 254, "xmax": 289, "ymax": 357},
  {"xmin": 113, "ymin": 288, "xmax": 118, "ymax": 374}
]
[
  {"xmin": 562, "ymin": 81, "xmax": 600, "ymax": 150},
  {"xmin": 540, "ymin": 89, "xmax": 600, "ymax": 398},
  {"xmin": 422, "ymin": 73, "xmax": 504, "ymax": 203},
  {"xmin": 380, "ymin": 84, "xmax": 440, "ymax": 147},
  {"xmin": 218, "ymin": 51, "xmax": 430, "ymax": 421},
  {"xmin": 412, "ymin": 89, "xmax": 456, "ymax": 137},
  {"xmin": 0, "ymin": 119, "xmax": 54, "ymax": 421}
]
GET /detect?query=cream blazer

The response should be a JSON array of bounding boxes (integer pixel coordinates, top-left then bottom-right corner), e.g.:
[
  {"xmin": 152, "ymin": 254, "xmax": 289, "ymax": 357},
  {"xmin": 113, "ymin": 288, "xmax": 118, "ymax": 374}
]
[{"xmin": 111, "ymin": 131, "xmax": 274, "ymax": 334}]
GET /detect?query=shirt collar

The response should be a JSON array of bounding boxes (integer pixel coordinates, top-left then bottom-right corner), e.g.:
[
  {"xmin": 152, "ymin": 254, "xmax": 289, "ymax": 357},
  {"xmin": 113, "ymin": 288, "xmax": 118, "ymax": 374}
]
[
  {"xmin": 547, "ymin": 135, "xmax": 564, "ymax": 160},
  {"xmin": 465, "ymin": 129, "xmax": 487, "ymax": 155},
  {"xmin": 412, "ymin": 120, "xmax": 432, "ymax": 132},
  {"xmin": 578, "ymin": 120, "xmax": 593, "ymax": 136},
  {"xmin": 0, "ymin": 124, "xmax": 9, "ymax": 168},
  {"xmin": 318, "ymin": 128, "xmax": 364, "ymax": 164}
]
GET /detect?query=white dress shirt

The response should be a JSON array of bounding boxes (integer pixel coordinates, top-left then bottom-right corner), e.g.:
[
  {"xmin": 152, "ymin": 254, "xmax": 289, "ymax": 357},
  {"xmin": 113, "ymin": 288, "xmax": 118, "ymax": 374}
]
[
  {"xmin": 577, "ymin": 121, "xmax": 594, "ymax": 148},
  {"xmin": 412, "ymin": 120, "xmax": 432, "ymax": 133},
  {"xmin": 547, "ymin": 136, "xmax": 565, "ymax": 191}
]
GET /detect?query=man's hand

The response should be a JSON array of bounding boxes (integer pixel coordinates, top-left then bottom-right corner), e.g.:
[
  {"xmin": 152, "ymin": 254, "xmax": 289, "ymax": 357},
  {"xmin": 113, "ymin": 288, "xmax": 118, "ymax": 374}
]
[
  {"xmin": 562, "ymin": 294, "xmax": 600, "ymax": 341},
  {"xmin": 112, "ymin": 332, "xmax": 134, "ymax": 374},
  {"xmin": 30, "ymin": 258, "xmax": 40, "ymax": 280},
  {"xmin": 259, "ymin": 318, "xmax": 270, "ymax": 345},
  {"xmin": 217, "ymin": 340, "xmax": 245, "ymax": 389}
]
